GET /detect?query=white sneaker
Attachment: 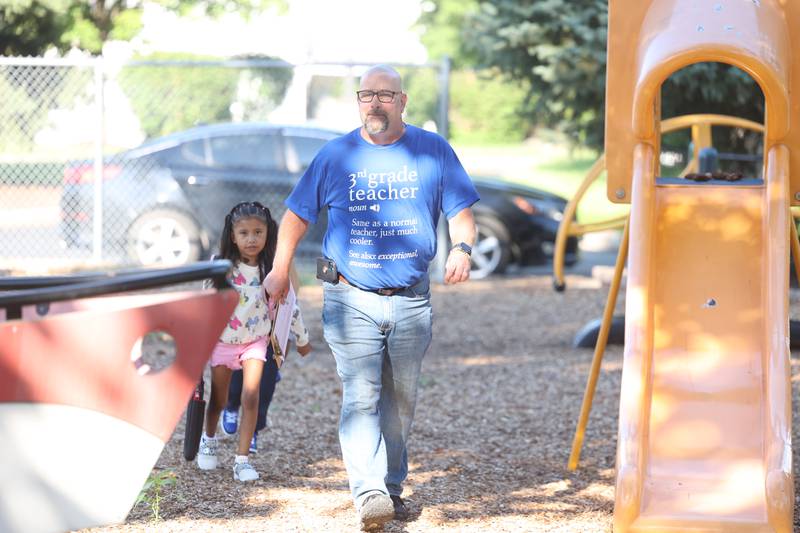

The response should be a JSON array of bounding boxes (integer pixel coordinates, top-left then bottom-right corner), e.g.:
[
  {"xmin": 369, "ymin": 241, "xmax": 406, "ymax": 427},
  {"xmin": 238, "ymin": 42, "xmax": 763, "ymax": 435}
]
[
  {"xmin": 197, "ymin": 435, "xmax": 218, "ymax": 470},
  {"xmin": 233, "ymin": 460, "xmax": 259, "ymax": 482}
]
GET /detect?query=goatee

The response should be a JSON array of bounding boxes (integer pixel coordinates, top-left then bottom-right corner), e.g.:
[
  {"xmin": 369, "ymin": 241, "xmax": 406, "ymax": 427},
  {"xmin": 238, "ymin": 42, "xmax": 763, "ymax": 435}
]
[{"xmin": 364, "ymin": 114, "xmax": 389, "ymax": 135}]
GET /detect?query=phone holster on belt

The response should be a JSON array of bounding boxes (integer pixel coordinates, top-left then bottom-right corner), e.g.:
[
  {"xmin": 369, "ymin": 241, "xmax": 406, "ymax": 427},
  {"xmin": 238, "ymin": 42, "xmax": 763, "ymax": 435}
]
[{"xmin": 316, "ymin": 257, "xmax": 339, "ymax": 283}]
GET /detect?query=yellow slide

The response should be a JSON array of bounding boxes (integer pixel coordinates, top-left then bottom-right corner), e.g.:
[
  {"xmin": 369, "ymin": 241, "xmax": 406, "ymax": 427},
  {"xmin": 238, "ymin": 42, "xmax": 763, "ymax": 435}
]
[
  {"xmin": 602, "ymin": 1, "xmax": 800, "ymax": 531},
  {"xmin": 615, "ymin": 145, "xmax": 792, "ymax": 532}
]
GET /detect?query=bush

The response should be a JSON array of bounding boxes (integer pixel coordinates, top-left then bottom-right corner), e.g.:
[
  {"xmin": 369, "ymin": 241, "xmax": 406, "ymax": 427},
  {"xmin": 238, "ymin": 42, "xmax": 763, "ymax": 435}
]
[
  {"xmin": 119, "ymin": 52, "xmax": 238, "ymax": 139},
  {"xmin": 400, "ymin": 67, "xmax": 531, "ymax": 144},
  {"xmin": 229, "ymin": 55, "xmax": 293, "ymax": 122},
  {"xmin": 0, "ymin": 161, "xmax": 65, "ymax": 187}
]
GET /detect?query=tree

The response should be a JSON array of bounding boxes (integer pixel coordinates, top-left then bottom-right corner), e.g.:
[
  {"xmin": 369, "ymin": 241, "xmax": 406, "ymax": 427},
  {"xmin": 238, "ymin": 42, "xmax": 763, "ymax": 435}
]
[
  {"xmin": 119, "ymin": 53, "xmax": 293, "ymax": 139},
  {"xmin": 119, "ymin": 52, "xmax": 239, "ymax": 138},
  {"xmin": 448, "ymin": 70, "xmax": 531, "ymax": 144},
  {"xmin": 463, "ymin": 1, "xmax": 608, "ymax": 149},
  {"xmin": 0, "ymin": 1, "xmax": 72, "ymax": 56},
  {"xmin": 0, "ymin": 0, "xmax": 286, "ymax": 56},
  {"xmin": 416, "ymin": 0, "xmax": 479, "ymax": 69},
  {"xmin": 464, "ymin": 0, "xmax": 763, "ymax": 150},
  {"xmin": 231, "ymin": 55, "xmax": 293, "ymax": 122},
  {"xmin": 416, "ymin": 0, "xmax": 533, "ymax": 143}
]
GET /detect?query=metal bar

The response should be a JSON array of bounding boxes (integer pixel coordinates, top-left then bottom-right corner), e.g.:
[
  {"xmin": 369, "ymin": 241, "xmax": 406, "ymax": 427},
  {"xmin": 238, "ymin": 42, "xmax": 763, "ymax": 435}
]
[
  {"xmin": 552, "ymin": 154, "xmax": 607, "ymax": 290},
  {"xmin": 0, "ymin": 56, "xmax": 440, "ymax": 69},
  {"xmin": 0, "ymin": 272, "xmax": 109, "ymax": 290},
  {"xmin": 0, "ymin": 260, "xmax": 232, "ymax": 309},
  {"xmin": 437, "ymin": 56, "xmax": 451, "ymax": 139},
  {"xmin": 567, "ymin": 216, "xmax": 630, "ymax": 471},
  {"xmin": 432, "ymin": 217, "xmax": 449, "ymax": 283},
  {"xmin": 91, "ymin": 59, "xmax": 105, "ymax": 261},
  {"xmin": 716, "ymin": 152, "xmax": 763, "ymax": 162},
  {"xmin": 0, "ymin": 57, "xmax": 102, "ymax": 67},
  {"xmin": 126, "ymin": 59, "xmax": 441, "ymax": 68}
]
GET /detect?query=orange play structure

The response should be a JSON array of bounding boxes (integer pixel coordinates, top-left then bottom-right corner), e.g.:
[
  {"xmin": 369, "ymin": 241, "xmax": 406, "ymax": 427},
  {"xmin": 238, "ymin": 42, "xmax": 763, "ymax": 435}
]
[{"xmin": 570, "ymin": 1, "xmax": 800, "ymax": 531}]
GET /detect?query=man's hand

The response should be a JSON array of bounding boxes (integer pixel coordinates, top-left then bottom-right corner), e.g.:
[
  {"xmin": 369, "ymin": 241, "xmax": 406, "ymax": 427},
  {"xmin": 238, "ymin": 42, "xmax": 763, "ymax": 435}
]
[
  {"xmin": 263, "ymin": 269, "xmax": 290, "ymax": 303},
  {"xmin": 444, "ymin": 207, "xmax": 475, "ymax": 285},
  {"xmin": 263, "ymin": 209, "xmax": 309, "ymax": 303},
  {"xmin": 444, "ymin": 248, "xmax": 471, "ymax": 284},
  {"xmin": 296, "ymin": 342, "xmax": 312, "ymax": 357}
]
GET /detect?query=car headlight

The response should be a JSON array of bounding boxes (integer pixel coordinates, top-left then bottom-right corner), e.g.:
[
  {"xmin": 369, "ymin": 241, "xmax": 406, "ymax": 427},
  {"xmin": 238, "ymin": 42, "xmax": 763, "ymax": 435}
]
[{"xmin": 511, "ymin": 195, "xmax": 564, "ymax": 221}]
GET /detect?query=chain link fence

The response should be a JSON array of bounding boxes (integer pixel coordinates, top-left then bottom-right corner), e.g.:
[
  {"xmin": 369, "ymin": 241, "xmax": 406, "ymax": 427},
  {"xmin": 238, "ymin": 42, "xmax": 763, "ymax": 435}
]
[{"xmin": 0, "ymin": 57, "xmax": 449, "ymax": 275}]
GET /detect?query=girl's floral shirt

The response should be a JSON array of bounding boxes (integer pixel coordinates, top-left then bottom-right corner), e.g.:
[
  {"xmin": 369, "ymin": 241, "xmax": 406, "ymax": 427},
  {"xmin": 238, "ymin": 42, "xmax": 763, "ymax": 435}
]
[{"xmin": 219, "ymin": 262, "xmax": 309, "ymax": 346}]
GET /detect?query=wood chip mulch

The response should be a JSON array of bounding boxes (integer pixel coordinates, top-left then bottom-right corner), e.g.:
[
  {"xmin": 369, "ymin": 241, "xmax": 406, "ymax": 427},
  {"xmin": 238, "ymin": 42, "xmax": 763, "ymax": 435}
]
[{"xmin": 81, "ymin": 274, "xmax": 800, "ymax": 532}]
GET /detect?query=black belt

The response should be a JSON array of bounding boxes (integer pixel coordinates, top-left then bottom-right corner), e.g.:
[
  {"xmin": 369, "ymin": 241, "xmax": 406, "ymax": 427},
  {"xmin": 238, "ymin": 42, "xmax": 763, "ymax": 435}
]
[{"xmin": 338, "ymin": 274, "xmax": 405, "ymax": 296}]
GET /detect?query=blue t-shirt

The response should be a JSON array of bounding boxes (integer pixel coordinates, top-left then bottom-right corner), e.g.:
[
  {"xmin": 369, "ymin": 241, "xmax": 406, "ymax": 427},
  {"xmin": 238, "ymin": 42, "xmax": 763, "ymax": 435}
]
[{"xmin": 286, "ymin": 125, "xmax": 479, "ymax": 290}]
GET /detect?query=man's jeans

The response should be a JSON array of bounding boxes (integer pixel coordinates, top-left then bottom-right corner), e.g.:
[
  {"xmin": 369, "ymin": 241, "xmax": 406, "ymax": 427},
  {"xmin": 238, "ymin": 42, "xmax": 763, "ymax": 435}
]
[{"xmin": 322, "ymin": 275, "xmax": 432, "ymax": 507}]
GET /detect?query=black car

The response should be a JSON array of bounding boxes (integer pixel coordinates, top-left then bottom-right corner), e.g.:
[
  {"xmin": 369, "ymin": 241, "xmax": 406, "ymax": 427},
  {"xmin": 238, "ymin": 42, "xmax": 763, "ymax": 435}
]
[
  {"xmin": 468, "ymin": 177, "xmax": 578, "ymax": 278},
  {"xmin": 60, "ymin": 123, "xmax": 336, "ymax": 265},
  {"xmin": 59, "ymin": 123, "xmax": 578, "ymax": 277}
]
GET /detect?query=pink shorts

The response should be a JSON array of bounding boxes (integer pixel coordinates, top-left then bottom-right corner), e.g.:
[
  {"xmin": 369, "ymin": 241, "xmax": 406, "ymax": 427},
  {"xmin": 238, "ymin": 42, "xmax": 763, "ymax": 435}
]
[{"xmin": 210, "ymin": 338, "xmax": 268, "ymax": 370}]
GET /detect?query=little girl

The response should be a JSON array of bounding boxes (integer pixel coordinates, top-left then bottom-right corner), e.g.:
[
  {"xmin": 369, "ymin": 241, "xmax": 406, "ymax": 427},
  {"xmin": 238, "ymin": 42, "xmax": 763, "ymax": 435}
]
[{"xmin": 197, "ymin": 201, "xmax": 278, "ymax": 481}]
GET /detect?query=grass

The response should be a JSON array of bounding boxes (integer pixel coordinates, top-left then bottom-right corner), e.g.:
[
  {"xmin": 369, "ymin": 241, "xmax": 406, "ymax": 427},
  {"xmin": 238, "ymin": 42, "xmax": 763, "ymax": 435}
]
[
  {"xmin": 135, "ymin": 469, "xmax": 177, "ymax": 522},
  {"xmin": 454, "ymin": 141, "xmax": 630, "ymax": 224},
  {"xmin": 525, "ymin": 159, "xmax": 629, "ymax": 224}
]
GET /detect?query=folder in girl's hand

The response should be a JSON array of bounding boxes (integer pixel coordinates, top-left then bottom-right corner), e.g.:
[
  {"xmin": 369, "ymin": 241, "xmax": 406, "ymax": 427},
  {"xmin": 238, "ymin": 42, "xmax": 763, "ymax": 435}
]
[{"xmin": 270, "ymin": 283, "xmax": 296, "ymax": 368}]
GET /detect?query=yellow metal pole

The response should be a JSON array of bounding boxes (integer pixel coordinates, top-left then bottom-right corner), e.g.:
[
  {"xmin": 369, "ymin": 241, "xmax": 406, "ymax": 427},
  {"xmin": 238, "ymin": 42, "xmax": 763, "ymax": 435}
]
[
  {"xmin": 553, "ymin": 154, "xmax": 606, "ymax": 290},
  {"xmin": 690, "ymin": 123, "xmax": 713, "ymax": 163},
  {"xmin": 567, "ymin": 215, "xmax": 628, "ymax": 235},
  {"xmin": 567, "ymin": 216, "xmax": 630, "ymax": 471},
  {"xmin": 662, "ymin": 114, "xmax": 762, "ymax": 133}
]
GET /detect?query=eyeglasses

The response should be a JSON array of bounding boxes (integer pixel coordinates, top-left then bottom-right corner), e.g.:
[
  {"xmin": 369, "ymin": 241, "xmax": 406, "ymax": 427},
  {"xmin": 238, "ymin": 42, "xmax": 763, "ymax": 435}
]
[{"xmin": 356, "ymin": 90, "xmax": 400, "ymax": 103}]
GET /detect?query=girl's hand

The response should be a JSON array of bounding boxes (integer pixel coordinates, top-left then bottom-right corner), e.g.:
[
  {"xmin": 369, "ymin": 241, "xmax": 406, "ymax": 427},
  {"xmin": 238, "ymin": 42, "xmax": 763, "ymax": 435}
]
[
  {"xmin": 296, "ymin": 342, "xmax": 312, "ymax": 357},
  {"xmin": 266, "ymin": 297, "xmax": 277, "ymax": 322}
]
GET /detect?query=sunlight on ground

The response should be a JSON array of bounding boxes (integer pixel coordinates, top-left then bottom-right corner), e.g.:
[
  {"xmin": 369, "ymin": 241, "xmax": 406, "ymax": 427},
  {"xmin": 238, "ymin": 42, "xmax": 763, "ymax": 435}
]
[
  {"xmin": 510, "ymin": 479, "xmax": 614, "ymax": 504},
  {"xmin": 518, "ymin": 479, "xmax": 572, "ymax": 497},
  {"xmin": 457, "ymin": 354, "xmax": 519, "ymax": 366},
  {"xmin": 407, "ymin": 468, "xmax": 453, "ymax": 485},
  {"xmin": 244, "ymin": 488, "xmax": 352, "ymax": 516},
  {"xmin": 576, "ymin": 481, "xmax": 615, "ymax": 502},
  {"xmin": 444, "ymin": 514, "xmax": 608, "ymax": 533},
  {"xmin": 513, "ymin": 501, "xmax": 579, "ymax": 513}
]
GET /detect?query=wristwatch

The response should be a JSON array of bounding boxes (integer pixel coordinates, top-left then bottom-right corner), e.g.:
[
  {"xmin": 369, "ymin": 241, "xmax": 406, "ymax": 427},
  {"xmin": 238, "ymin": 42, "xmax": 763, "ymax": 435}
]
[{"xmin": 451, "ymin": 242, "xmax": 472, "ymax": 256}]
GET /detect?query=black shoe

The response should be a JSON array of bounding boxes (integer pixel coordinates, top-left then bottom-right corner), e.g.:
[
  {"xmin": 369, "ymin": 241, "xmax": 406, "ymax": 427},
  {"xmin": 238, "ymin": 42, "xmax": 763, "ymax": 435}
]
[
  {"xmin": 390, "ymin": 495, "xmax": 409, "ymax": 521},
  {"xmin": 359, "ymin": 493, "xmax": 394, "ymax": 531}
]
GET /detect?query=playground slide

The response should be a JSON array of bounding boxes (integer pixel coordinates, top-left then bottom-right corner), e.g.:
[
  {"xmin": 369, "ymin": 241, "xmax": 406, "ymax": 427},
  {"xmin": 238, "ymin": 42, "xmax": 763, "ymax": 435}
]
[{"xmin": 613, "ymin": 145, "xmax": 793, "ymax": 532}]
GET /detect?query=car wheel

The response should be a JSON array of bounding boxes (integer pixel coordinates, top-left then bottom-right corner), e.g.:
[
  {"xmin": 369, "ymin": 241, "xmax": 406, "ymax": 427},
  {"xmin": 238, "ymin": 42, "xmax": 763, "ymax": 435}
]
[
  {"xmin": 127, "ymin": 209, "xmax": 202, "ymax": 266},
  {"xmin": 470, "ymin": 215, "xmax": 511, "ymax": 279}
]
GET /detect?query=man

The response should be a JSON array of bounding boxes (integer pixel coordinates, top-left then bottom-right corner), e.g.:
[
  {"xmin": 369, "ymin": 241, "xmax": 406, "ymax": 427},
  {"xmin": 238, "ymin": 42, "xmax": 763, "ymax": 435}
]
[{"xmin": 264, "ymin": 64, "xmax": 478, "ymax": 531}]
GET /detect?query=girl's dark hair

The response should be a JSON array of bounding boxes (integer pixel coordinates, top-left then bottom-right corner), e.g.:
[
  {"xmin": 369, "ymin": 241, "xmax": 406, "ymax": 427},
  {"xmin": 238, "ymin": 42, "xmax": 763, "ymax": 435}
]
[{"xmin": 218, "ymin": 201, "xmax": 277, "ymax": 282}]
